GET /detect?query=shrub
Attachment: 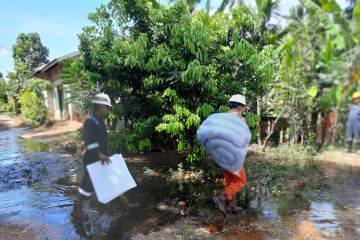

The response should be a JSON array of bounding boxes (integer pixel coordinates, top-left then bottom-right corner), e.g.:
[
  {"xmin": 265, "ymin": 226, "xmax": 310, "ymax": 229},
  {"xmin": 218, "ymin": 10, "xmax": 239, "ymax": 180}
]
[
  {"xmin": 79, "ymin": 1, "xmax": 275, "ymax": 162},
  {"xmin": 18, "ymin": 90, "xmax": 48, "ymax": 127},
  {"xmin": 0, "ymin": 100, "xmax": 13, "ymax": 112}
]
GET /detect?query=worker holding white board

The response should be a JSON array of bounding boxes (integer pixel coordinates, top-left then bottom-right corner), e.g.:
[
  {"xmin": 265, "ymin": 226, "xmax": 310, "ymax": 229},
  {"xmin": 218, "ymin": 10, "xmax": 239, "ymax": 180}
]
[{"xmin": 71, "ymin": 93, "xmax": 114, "ymax": 221}]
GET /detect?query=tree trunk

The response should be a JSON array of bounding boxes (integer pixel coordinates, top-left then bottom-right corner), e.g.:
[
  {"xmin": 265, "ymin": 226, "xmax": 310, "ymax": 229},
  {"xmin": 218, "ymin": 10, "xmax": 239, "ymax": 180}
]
[
  {"xmin": 279, "ymin": 128, "xmax": 284, "ymax": 144},
  {"xmin": 331, "ymin": 107, "xmax": 339, "ymax": 145},
  {"xmin": 256, "ymin": 97, "xmax": 262, "ymax": 146},
  {"xmin": 305, "ymin": 112, "xmax": 312, "ymax": 143},
  {"xmin": 12, "ymin": 96, "xmax": 20, "ymax": 114},
  {"xmin": 300, "ymin": 132, "xmax": 305, "ymax": 145},
  {"xmin": 261, "ymin": 106, "xmax": 287, "ymax": 151},
  {"xmin": 111, "ymin": 117, "xmax": 118, "ymax": 132},
  {"xmin": 206, "ymin": 0, "xmax": 211, "ymax": 13},
  {"xmin": 290, "ymin": 129, "xmax": 298, "ymax": 146},
  {"xmin": 315, "ymin": 112, "xmax": 324, "ymax": 147}
]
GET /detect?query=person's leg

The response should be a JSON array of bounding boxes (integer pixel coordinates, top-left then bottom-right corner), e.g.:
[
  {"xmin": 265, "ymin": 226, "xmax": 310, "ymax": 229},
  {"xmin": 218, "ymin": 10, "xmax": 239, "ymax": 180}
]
[
  {"xmin": 224, "ymin": 168, "xmax": 246, "ymax": 201},
  {"xmin": 79, "ymin": 170, "xmax": 94, "ymax": 196},
  {"xmin": 226, "ymin": 167, "xmax": 246, "ymax": 213},
  {"xmin": 223, "ymin": 169, "xmax": 233, "ymax": 190},
  {"xmin": 213, "ymin": 170, "xmax": 231, "ymax": 214},
  {"xmin": 346, "ymin": 122, "xmax": 354, "ymax": 153},
  {"xmin": 72, "ymin": 170, "xmax": 93, "ymax": 220},
  {"xmin": 354, "ymin": 122, "xmax": 360, "ymax": 153}
]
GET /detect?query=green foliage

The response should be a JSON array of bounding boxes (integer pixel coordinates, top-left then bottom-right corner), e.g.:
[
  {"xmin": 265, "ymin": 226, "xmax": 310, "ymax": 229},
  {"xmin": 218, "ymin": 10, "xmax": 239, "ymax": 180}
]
[
  {"xmin": 61, "ymin": 131, "xmax": 82, "ymax": 144},
  {"xmin": 60, "ymin": 0, "xmax": 360, "ymax": 159},
  {"xmin": 267, "ymin": 36, "xmax": 316, "ymax": 143},
  {"xmin": 246, "ymin": 145, "xmax": 316, "ymax": 196},
  {"xmin": 60, "ymin": 59, "xmax": 104, "ymax": 114},
  {"xmin": 261, "ymin": 0, "xmax": 360, "ymax": 145},
  {"xmin": 17, "ymin": 77, "xmax": 49, "ymax": 127},
  {"xmin": 0, "ymin": 77, "xmax": 7, "ymax": 100},
  {"xmin": 245, "ymin": 113, "xmax": 261, "ymax": 140},
  {"xmin": 0, "ymin": 100, "xmax": 12, "ymax": 113},
  {"xmin": 6, "ymin": 32, "xmax": 49, "ymax": 115},
  {"xmin": 318, "ymin": 84, "xmax": 343, "ymax": 112},
  {"xmin": 108, "ymin": 132, "xmax": 125, "ymax": 154},
  {"xmin": 18, "ymin": 90, "xmax": 48, "ymax": 127},
  {"xmin": 7, "ymin": 72, "xmax": 23, "ymax": 97},
  {"xmin": 12, "ymin": 33, "xmax": 49, "ymax": 76},
  {"xmin": 124, "ymin": 115, "xmax": 160, "ymax": 153},
  {"xmin": 79, "ymin": 0, "xmax": 276, "ymax": 162},
  {"xmin": 23, "ymin": 78, "xmax": 51, "ymax": 96}
]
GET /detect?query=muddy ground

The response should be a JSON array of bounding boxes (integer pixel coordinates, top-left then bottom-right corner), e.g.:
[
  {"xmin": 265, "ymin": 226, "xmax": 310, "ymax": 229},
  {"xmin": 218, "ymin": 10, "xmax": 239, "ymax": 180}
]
[
  {"xmin": 20, "ymin": 120, "xmax": 82, "ymax": 146},
  {"xmin": 0, "ymin": 114, "xmax": 26, "ymax": 131},
  {"xmin": 315, "ymin": 150, "xmax": 360, "ymax": 168},
  {"xmin": 1, "ymin": 114, "xmax": 360, "ymax": 239}
]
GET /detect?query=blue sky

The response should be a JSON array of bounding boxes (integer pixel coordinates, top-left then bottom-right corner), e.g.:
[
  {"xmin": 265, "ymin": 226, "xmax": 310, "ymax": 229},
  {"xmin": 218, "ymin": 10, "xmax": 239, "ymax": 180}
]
[
  {"xmin": 0, "ymin": 0, "xmax": 348, "ymax": 78},
  {"xmin": 0, "ymin": 0, "xmax": 107, "ymax": 77}
]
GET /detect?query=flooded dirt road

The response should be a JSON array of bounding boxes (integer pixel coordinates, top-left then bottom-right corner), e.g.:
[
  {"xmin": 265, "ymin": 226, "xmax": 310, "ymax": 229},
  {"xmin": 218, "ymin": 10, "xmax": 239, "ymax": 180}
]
[
  {"xmin": 1, "ymin": 127, "xmax": 360, "ymax": 239},
  {"xmin": 0, "ymin": 128, "xmax": 79, "ymax": 239}
]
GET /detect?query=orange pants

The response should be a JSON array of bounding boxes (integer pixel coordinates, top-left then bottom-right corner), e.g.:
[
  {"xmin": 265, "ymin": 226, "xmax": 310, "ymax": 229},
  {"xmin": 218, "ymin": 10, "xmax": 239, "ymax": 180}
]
[{"xmin": 223, "ymin": 167, "xmax": 246, "ymax": 200}]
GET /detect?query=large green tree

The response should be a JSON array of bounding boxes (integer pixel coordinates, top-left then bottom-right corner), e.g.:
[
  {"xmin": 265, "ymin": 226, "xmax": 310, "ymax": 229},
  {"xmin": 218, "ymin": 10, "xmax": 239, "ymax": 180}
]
[
  {"xmin": 12, "ymin": 33, "xmax": 49, "ymax": 76},
  {"xmin": 10, "ymin": 33, "xmax": 49, "ymax": 113},
  {"xmin": 0, "ymin": 73, "xmax": 6, "ymax": 101},
  {"xmin": 78, "ymin": 0, "xmax": 275, "ymax": 160}
]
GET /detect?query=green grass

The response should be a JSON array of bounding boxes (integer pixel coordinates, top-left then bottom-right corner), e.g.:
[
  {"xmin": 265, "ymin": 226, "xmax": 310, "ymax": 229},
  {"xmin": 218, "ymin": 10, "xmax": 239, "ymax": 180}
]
[
  {"xmin": 0, "ymin": 112, "xmax": 28, "ymax": 124},
  {"xmin": 0, "ymin": 111, "xmax": 14, "ymax": 116},
  {"xmin": 245, "ymin": 145, "xmax": 317, "ymax": 197},
  {"xmin": 60, "ymin": 131, "xmax": 82, "ymax": 143}
]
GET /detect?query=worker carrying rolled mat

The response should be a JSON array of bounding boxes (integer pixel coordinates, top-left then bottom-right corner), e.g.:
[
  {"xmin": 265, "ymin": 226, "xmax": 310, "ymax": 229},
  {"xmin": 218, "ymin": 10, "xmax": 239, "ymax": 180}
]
[{"xmin": 197, "ymin": 94, "xmax": 251, "ymax": 214}]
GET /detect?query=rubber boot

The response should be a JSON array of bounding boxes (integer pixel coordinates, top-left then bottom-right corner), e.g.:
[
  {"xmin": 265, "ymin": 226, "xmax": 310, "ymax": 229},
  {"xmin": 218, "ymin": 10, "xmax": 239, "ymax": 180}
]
[
  {"xmin": 356, "ymin": 142, "xmax": 360, "ymax": 154},
  {"xmin": 346, "ymin": 140, "xmax": 353, "ymax": 153},
  {"xmin": 226, "ymin": 198, "xmax": 242, "ymax": 213},
  {"xmin": 213, "ymin": 191, "xmax": 227, "ymax": 214},
  {"xmin": 71, "ymin": 194, "xmax": 90, "ymax": 221}
]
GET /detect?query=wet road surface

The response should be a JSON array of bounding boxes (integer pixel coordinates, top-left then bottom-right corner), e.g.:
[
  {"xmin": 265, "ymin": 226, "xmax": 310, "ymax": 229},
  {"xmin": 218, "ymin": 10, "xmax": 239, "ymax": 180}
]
[{"xmin": 1, "ymin": 128, "xmax": 360, "ymax": 239}]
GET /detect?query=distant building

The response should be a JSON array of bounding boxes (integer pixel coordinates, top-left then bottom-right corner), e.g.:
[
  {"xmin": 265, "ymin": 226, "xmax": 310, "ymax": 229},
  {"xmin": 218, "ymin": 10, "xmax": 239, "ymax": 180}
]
[{"xmin": 27, "ymin": 51, "xmax": 84, "ymax": 121}]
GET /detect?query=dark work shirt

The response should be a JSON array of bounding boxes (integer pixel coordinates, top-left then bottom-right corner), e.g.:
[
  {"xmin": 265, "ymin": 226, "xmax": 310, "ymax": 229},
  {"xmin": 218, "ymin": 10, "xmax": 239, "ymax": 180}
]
[{"xmin": 83, "ymin": 114, "xmax": 109, "ymax": 165}]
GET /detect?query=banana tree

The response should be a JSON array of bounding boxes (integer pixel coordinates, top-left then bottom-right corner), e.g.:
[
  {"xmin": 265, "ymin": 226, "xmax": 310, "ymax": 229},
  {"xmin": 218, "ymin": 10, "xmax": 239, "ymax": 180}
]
[{"xmin": 310, "ymin": 0, "xmax": 360, "ymax": 144}]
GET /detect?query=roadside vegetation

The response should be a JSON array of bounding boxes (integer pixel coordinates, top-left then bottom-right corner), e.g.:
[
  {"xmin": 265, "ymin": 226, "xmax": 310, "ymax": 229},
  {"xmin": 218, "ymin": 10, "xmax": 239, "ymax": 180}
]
[{"xmin": 1, "ymin": 0, "xmax": 360, "ymax": 207}]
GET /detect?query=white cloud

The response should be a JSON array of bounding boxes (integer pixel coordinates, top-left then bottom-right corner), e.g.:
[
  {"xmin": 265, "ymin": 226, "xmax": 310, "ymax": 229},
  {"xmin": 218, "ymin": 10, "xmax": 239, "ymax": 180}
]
[{"xmin": 0, "ymin": 47, "xmax": 9, "ymax": 56}]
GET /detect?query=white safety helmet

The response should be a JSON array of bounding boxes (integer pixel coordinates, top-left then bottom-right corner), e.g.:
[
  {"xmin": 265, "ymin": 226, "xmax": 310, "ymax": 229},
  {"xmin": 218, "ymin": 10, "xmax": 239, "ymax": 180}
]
[
  {"xmin": 229, "ymin": 94, "xmax": 246, "ymax": 106},
  {"xmin": 92, "ymin": 93, "xmax": 112, "ymax": 107}
]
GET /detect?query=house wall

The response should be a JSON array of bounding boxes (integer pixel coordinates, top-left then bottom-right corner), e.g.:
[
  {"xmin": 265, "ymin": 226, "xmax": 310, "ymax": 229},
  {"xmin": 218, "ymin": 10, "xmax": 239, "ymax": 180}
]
[
  {"xmin": 33, "ymin": 55, "xmax": 87, "ymax": 122},
  {"xmin": 34, "ymin": 64, "xmax": 74, "ymax": 121}
]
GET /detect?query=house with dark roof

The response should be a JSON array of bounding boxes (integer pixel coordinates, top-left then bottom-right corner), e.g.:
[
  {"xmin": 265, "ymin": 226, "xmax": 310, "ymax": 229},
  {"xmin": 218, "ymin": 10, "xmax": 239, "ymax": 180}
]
[{"xmin": 27, "ymin": 51, "xmax": 84, "ymax": 121}]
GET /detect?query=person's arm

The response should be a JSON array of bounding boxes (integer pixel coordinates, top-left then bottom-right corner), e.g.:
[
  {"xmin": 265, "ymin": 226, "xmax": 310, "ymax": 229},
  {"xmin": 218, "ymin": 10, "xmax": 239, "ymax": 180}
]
[{"xmin": 84, "ymin": 119, "xmax": 111, "ymax": 165}]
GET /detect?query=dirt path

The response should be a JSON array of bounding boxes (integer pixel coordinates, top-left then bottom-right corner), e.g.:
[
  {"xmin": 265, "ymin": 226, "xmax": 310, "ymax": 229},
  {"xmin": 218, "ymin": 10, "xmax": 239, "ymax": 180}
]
[
  {"xmin": 0, "ymin": 114, "xmax": 26, "ymax": 131},
  {"xmin": 0, "ymin": 113, "xmax": 82, "ymax": 146},
  {"xmin": 19, "ymin": 120, "xmax": 82, "ymax": 145},
  {"xmin": 2, "ymin": 113, "xmax": 360, "ymax": 239},
  {"xmin": 316, "ymin": 150, "xmax": 360, "ymax": 168}
]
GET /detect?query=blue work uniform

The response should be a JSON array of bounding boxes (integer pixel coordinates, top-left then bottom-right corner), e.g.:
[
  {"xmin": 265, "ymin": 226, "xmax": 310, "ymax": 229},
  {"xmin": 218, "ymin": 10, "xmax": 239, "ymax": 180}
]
[
  {"xmin": 79, "ymin": 114, "xmax": 109, "ymax": 197},
  {"xmin": 346, "ymin": 105, "xmax": 360, "ymax": 146}
]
